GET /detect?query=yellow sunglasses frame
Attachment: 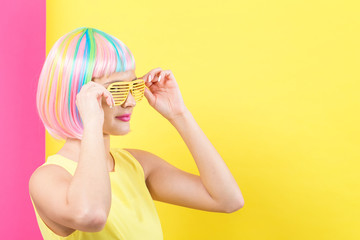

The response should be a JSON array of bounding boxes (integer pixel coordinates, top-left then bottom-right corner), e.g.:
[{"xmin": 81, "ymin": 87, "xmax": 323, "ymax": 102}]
[{"xmin": 107, "ymin": 79, "xmax": 146, "ymax": 106}]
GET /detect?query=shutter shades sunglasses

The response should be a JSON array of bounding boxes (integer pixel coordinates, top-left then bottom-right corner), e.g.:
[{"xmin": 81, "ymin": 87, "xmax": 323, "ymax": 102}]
[{"xmin": 106, "ymin": 78, "xmax": 146, "ymax": 106}]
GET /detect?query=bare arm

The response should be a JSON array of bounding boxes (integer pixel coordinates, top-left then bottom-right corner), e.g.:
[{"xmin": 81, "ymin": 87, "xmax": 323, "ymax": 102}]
[
  {"xmin": 67, "ymin": 80, "xmax": 113, "ymax": 226},
  {"xmin": 67, "ymin": 122, "xmax": 111, "ymax": 226},
  {"xmin": 29, "ymin": 82, "xmax": 114, "ymax": 234},
  {"xmin": 169, "ymin": 109, "xmax": 244, "ymax": 212},
  {"xmin": 139, "ymin": 68, "xmax": 244, "ymax": 212}
]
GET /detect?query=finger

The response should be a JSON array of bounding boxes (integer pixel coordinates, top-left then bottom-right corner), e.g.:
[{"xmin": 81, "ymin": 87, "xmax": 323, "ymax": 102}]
[
  {"xmin": 103, "ymin": 89, "xmax": 114, "ymax": 107},
  {"xmin": 157, "ymin": 71, "xmax": 165, "ymax": 83},
  {"xmin": 144, "ymin": 71, "xmax": 160, "ymax": 88},
  {"xmin": 92, "ymin": 87, "xmax": 114, "ymax": 108},
  {"xmin": 145, "ymin": 67, "xmax": 163, "ymax": 83},
  {"xmin": 151, "ymin": 70, "xmax": 163, "ymax": 83},
  {"xmin": 96, "ymin": 84, "xmax": 114, "ymax": 107},
  {"xmin": 145, "ymin": 79, "xmax": 153, "ymax": 88},
  {"xmin": 144, "ymin": 87, "xmax": 155, "ymax": 106},
  {"xmin": 104, "ymin": 91, "xmax": 113, "ymax": 107},
  {"xmin": 145, "ymin": 72, "xmax": 161, "ymax": 88},
  {"xmin": 162, "ymin": 70, "xmax": 175, "ymax": 81},
  {"xmin": 108, "ymin": 92, "xmax": 115, "ymax": 108}
]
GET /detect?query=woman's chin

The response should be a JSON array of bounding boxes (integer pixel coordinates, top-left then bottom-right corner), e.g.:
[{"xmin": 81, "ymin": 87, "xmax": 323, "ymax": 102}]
[
  {"xmin": 103, "ymin": 122, "xmax": 131, "ymax": 136},
  {"xmin": 112, "ymin": 125, "xmax": 131, "ymax": 135}
]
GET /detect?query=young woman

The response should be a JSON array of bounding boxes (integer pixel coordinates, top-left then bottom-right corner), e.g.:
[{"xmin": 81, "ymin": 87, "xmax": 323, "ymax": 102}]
[{"xmin": 29, "ymin": 27, "xmax": 244, "ymax": 240}]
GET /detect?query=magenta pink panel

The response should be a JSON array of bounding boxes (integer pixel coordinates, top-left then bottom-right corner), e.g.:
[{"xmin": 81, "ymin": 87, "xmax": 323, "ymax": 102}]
[{"xmin": 0, "ymin": 0, "xmax": 45, "ymax": 239}]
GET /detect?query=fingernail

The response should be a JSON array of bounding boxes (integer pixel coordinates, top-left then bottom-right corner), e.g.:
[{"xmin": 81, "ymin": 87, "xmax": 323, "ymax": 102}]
[
  {"xmin": 148, "ymin": 75, "xmax": 152, "ymax": 82},
  {"xmin": 158, "ymin": 75, "xmax": 161, "ymax": 82}
]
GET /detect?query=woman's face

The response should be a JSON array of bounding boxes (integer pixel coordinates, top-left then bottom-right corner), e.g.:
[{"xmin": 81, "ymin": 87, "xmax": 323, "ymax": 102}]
[{"xmin": 92, "ymin": 69, "xmax": 137, "ymax": 136}]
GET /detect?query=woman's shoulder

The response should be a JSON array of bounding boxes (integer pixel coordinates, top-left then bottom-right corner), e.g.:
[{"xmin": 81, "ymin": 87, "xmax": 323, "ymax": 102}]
[
  {"xmin": 121, "ymin": 148, "xmax": 152, "ymax": 181},
  {"xmin": 31, "ymin": 157, "xmax": 74, "ymax": 182},
  {"xmin": 29, "ymin": 158, "xmax": 74, "ymax": 214},
  {"xmin": 31, "ymin": 154, "xmax": 76, "ymax": 183}
]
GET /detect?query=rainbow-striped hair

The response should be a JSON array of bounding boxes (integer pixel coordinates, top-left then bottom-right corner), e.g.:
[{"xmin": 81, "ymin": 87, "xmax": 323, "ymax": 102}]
[{"xmin": 36, "ymin": 27, "xmax": 135, "ymax": 140}]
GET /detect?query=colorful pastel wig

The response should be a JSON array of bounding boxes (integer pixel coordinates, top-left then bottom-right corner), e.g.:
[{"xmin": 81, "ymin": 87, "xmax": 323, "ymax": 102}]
[{"xmin": 36, "ymin": 27, "xmax": 136, "ymax": 140}]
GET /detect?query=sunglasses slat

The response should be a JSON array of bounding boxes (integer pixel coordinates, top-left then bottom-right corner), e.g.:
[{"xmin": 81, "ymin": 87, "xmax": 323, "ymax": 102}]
[{"xmin": 108, "ymin": 79, "xmax": 145, "ymax": 105}]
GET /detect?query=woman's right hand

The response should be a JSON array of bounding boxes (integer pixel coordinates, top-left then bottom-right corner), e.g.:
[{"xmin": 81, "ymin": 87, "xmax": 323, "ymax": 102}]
[{"xmin": 75, "ymin": 81, "xmax": 114, "ymax": 127}]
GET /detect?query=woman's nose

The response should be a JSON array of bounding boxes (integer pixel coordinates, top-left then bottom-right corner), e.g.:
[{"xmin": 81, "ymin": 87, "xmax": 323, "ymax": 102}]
[{"xmin": 121, "ymin": 91, "xmax": 136, "ymax": 107}]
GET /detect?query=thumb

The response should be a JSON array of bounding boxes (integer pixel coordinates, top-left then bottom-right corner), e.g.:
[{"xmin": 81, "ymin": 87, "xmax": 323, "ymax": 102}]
[{"xmin": 144, "ymin": 87, "xmax": 155, "ymax": 105}]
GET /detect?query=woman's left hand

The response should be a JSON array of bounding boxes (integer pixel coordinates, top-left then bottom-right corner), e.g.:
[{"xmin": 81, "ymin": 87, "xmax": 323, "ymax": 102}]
[{"xmin": 140, "ymin": 68, "xmax": 188, "ymax": 121}]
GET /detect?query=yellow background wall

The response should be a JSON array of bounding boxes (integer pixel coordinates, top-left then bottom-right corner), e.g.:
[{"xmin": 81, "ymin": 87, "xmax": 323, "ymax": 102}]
[{"xmin": 46, "ymin": 0, "xmax": 360, "ymax": 239}]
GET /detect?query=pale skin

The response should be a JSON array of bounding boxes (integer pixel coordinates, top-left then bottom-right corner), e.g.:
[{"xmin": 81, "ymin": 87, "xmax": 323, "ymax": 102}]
[{"xmin": 29, "ymin": 67, "xmax": 244, "ymax": 237}]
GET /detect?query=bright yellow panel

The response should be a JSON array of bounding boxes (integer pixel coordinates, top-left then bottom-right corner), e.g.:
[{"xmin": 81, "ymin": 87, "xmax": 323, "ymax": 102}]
[{"xmin": 46, "ymin": 0, "xmax": 360, "ymax": 239}]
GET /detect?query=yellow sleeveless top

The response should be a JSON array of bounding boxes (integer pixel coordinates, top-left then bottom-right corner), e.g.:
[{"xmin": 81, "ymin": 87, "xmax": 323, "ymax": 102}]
[{"xmin": 29, "ymin": 148, "xmax": 163, "ymax": 240}]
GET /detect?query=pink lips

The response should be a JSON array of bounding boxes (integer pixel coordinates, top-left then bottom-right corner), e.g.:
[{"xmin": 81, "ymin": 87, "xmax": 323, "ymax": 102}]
[{"xmin": 115, "ymin": 114, "xmax": 131, "ymax": 122}]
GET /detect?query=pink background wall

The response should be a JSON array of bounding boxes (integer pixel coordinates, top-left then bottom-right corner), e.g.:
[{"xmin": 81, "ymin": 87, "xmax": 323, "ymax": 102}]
[{"xmin": 0, "ymin": 0, "xmax": 45, "ymax": 239}]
